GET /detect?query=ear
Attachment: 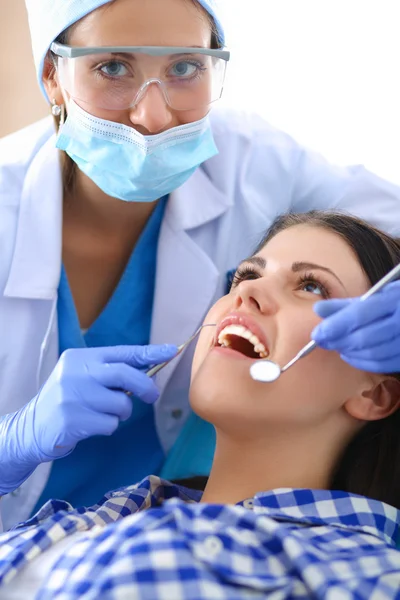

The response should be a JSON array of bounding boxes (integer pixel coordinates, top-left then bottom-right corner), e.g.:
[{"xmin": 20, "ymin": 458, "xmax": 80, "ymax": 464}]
[
  {"xmin": 42, "ymin": 53, "xmax": 64, "ymax": 106},
  {"xmin": 344, "ymin": 376, "xmax": 400, "ymax": 422}
]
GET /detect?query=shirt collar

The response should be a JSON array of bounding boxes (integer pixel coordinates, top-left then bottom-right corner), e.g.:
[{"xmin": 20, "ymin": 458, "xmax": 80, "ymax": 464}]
[
  {"xmin": 27, "ymin": 477, "xmax": 400, "ymax": 549},
  {"xmin": 237, "ymin": 487, "xmax": 400, "ymax": 547},
  {"xmin": 131, "ymin": 479, "xmax": 400, "ymax": 547}
]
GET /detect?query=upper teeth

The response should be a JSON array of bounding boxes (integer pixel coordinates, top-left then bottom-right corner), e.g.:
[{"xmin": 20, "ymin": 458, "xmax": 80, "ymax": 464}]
[{"xmin": 217, "ymin": 324, "xmax": 269, "ymax": 358}]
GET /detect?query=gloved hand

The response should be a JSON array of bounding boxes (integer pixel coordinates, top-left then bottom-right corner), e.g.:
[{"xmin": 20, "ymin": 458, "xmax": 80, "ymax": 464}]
[
  {"xmin": 311, "ymin": 281, "xmax": 400, "ymax": 373},
  {"xmin": 0, "ymin": 344, "xmax": 177, "ymax": 495}
]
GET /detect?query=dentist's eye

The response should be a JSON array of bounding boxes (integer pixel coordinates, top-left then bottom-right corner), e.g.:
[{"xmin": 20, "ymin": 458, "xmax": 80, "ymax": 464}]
[
  {"xmin": 168, "ymin": 59, "xmax": 207, "ymax": 81},
  {"xmin": 230, "ymin": 266, "xmax": 261, "ymax": 291},
  {"xmin": 99, "ymin": 61, "xmax": 129, "ymax": 78},
  {"xmin": 297, "ymin": 272, "xmax": 330, "ymax": 299}
]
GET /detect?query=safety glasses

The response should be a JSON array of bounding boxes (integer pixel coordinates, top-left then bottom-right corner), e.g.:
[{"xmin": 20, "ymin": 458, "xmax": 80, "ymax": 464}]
[{"xmin": 50, "ymin": 42, "xmax": 230, "ymax": 111}]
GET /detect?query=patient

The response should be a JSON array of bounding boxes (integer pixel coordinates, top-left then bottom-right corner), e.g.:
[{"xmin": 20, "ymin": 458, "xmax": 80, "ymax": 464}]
[{"xmin": 1, "ymin": 211, "xmax": 400, "ymax": 599}]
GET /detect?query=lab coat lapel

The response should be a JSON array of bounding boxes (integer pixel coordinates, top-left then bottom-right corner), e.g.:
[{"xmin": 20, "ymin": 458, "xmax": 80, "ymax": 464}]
[
  {"xmin": 4, "ymin": 136, "xmax": 62, "ymax": 299},
  {"xmin": 150, "ymin": 165, "xmax": 230, "ymax": 391}
]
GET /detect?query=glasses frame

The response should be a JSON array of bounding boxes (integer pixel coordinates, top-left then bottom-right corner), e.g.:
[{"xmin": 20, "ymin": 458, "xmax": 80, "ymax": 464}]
[{"xmin": 50, "ymin": 42, "xmax": 230, "ymax": 62}]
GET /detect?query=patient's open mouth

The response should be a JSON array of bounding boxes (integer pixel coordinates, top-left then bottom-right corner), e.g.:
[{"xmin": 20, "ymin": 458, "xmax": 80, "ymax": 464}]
[{"xmin": 215, "ymin": 316, "xmax": 269, "ymax": 359}]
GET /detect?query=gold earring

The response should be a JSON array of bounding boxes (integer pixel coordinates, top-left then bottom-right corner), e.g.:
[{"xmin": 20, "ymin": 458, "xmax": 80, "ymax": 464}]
[{"xmin": 51, "ymin": 99, "xmax": 62, "ymax": 117}]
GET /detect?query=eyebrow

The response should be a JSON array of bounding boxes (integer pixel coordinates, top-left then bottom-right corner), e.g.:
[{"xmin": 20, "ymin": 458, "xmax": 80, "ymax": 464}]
[
  {"xmin": 240, "ymin": 256, "xmax": 266, "ymax": 269},
  {"xmin": 239, "ymin": 257, "xmax": 346, "ymax": 290},
  {"xmin": 291, "ymin": 261, "xmax": 346, "ymax": 290}
]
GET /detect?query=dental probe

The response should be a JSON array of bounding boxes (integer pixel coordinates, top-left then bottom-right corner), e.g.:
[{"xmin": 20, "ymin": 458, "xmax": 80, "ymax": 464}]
[
  {"xmin": 250, "ymin": 262, "xmax": 400, "ymax": 383},
  {"xmin": 125, "ymin": 323, "xmax": 216, "ymax": 397}
]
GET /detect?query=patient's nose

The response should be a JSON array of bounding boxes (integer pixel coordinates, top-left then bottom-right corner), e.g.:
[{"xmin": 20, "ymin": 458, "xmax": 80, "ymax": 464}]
[{"xmin": 233, "ymin": 280, "xmax": 278, "ymax": 315}]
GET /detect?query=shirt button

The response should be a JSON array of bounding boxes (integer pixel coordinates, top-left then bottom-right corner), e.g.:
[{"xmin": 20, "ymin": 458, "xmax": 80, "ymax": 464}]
[
  {"xmin": 203, "ymin": 535, "xmax": 223, "ymax": 556},
  {"xmin": 243, "ymin": 498, "xmax": 254, "ymax": 509},
  {"xmin": 171, "ymin": 409, "xmax": 183, "ymax": 419}
]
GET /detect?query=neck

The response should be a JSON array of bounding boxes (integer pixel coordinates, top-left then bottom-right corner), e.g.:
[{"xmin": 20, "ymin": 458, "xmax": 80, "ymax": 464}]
[
  {"xmin": 201, "ymin": 426, "xmax": 348, "ymax": 505},
  {"xmin": 65, "ymin": 169, "xmax": 158, "ymax": 236}
]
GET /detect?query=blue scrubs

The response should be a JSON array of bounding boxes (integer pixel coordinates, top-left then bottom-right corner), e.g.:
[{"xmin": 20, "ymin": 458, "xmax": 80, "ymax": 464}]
[{"xmin": 34, "ymin": 198, "xmax": 168, "ymax": 511}]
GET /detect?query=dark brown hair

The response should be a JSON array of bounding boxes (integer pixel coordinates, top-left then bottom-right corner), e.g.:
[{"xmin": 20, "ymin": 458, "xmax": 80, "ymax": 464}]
[
  {"xmin": 50, "ymin": 0, "xmax": 221, "ymax": 195},
  {"xmin": 177, "ymin": 211, "xmax": 400, "ymax": 507},
  {"xmin": 255, "ymin": 210, "xmax": 400, "ymax": 508}
]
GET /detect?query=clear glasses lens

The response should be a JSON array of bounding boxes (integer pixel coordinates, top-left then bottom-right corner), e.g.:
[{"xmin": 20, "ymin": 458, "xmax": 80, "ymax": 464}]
[{"xmin": 57, "ymin": 52, "xmax": 227, "ymax": 111}]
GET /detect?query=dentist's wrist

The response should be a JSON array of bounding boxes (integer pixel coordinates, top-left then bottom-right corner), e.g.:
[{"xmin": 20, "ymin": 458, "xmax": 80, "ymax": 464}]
[{"xmin": 0, "ymin": 407, "xmax": 41, "ymax": 495}]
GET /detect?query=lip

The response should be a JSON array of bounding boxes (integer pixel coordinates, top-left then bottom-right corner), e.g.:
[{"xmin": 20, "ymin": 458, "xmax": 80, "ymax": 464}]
[{"xmin": 214, "ymin": 312, "xmax": 270, "ymax": 353}]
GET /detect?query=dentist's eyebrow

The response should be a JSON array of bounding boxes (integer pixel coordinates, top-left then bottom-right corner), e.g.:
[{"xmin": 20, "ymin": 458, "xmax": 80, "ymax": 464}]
[{"xmin": 291, "ymin": 261, "xmax": 346, "ymax": 290}]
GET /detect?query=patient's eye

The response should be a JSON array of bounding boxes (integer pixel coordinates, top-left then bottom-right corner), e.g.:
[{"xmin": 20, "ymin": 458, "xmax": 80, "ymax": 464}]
[
  {"xmin": 297, "ymin": 272, "xmax": 330, "ymax": 299},
  {"xmin": 302, "ymin": 281, "xmax": 323, "ymax": 295},
  {"xmin": 230, "ymin": 266, "xmax": 261, "ymax": 290}
]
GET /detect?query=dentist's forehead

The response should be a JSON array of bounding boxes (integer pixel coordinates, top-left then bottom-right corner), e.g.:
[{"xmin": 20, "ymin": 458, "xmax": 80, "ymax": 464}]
[{"xmin": 69, "ymin": 0, "xmax": 212, "ymax": 47}]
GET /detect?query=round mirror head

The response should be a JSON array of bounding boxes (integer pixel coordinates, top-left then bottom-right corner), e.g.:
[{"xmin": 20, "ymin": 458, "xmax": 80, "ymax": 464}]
[{"xmin": 250, "ymin": 360, "xmax": 281, "ymax": 383}]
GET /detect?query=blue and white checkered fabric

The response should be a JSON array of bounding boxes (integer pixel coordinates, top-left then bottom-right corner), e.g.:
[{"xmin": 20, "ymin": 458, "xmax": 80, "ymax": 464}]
[{"xmin": 1, "ymin": 477, "xmax": 400, "ymax": 599}]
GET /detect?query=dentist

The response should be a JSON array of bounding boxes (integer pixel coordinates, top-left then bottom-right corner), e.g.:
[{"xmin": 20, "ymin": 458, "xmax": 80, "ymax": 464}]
[{"xmin": 1, "ymin": 0, "xmax": 400, "ymax": 530}]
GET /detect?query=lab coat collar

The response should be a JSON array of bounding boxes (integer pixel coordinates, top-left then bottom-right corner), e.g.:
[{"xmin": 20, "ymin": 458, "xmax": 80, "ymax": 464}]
[
  {"xmin": 4, "ymin": 135, "xmax": 63, "ymax": 300},
  {"xmin": 167, "ymin": 155, "xmax": 233, "ymax": 231},
  {"xmin": 4, "ymin": 133, "xmax": 229, "ymax": 299}
]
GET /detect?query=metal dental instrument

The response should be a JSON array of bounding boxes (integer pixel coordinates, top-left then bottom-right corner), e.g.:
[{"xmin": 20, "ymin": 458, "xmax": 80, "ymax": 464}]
[
  {"xmin": 146, "ymin": 323, "xmax": 217, "ymax": 377},
  {"xmin": 250, "ymin": 262, "xmax": 400, "ymax": 383},
  {"xmin": 125, "ymin": 323, "xmax": 216, "ymax": 396}
]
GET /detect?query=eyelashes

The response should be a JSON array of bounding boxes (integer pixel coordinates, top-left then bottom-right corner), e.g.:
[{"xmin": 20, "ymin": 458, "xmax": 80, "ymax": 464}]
[
  {"xmin": 296, "ymin": 272, "xmax": 330, "ymax": 299},
  {"xmin": 229, "ymin": 266, "xmax": 331, "ymax": 299},
  {"xmin": 229, "ymin": 265, "xmax": 261, "ymax": 290}
]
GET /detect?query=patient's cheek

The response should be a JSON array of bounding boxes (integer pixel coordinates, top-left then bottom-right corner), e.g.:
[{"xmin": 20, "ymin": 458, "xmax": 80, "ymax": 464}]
[
  {"xmin": 273, "ymin": 309, "xmax": 319, "ymax": 366},
  {"xmin": 190, "ymin": 297, "xmax": 228, "ymax": 382}
]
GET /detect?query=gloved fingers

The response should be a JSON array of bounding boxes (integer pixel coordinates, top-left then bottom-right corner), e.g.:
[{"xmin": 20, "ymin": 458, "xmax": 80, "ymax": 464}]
[
  {"xmin": 313, "ymin": 298, "xmax": 352, "ymax": 319},
  {"xmin": 88, "ymin": 362, "xmax": 160, "ymax": 404},
  {"xmin": 312, "ymin": 289, "xmax": 399, "ymax": 346},
  {"xmin": 81, "ymin": 386, "xmax": 133, "ymax": 422},
  {"xmin": 314, "ymin": 281, "xmax": 400, "ymax": 319},
  {"xmin": 52, "ymin": 410, "xmax": 120, "ymax": 450},
  {"xmin": 340, "ymin": 351, "xmax": 400, "ymax": 374},
  {"xmin": 74, "ymin": 411, "xmax": 120, "ymax": 438},
  {"xmin": 94, "ymin": 344, "xmax": 178, "ymax": 369},
  {"xmin": 316, "ymin": 318, "xmax": 398, "ymax": 353},
  {"xmin": 338, "ymin": 336, "xmax": 400, "ymax": 362}
]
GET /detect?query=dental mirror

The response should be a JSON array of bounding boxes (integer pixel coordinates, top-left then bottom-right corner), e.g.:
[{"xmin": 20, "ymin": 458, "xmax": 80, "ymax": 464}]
[{"xmin": 250, "ymin": 262, "xmax": 400, "ymax": 383}]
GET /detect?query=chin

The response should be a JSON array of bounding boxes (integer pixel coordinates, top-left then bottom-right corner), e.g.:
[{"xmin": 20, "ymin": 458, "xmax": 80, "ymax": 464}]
[{"xmin": 189, "ymin": 353, "xmax": 263, "ymax": 425}]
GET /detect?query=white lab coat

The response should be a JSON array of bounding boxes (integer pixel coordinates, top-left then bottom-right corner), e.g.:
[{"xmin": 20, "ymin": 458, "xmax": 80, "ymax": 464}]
[{"xmin": 1, "ymin": 108, "xmax": 400, "ymax": 530}]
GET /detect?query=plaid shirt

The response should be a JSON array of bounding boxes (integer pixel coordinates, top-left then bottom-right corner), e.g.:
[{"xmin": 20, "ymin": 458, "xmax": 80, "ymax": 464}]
[{"xmin": 1, "ymin": 476, "xmax": 400, "ymax": 599}]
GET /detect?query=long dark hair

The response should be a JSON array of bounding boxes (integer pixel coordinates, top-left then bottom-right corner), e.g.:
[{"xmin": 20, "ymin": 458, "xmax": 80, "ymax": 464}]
[
  {"xmin": 177, "ymin": 211, "xmax": 400, "ymax": 508},
  {"xmin": 256, "ymin": 210, "xmax": 400, "ymax": 508}
]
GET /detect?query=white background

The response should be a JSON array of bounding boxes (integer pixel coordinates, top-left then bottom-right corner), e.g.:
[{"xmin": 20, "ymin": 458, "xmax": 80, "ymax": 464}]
[{"xmin": 219, "ymin": 0, "xmax": 400, "ymax": 184}]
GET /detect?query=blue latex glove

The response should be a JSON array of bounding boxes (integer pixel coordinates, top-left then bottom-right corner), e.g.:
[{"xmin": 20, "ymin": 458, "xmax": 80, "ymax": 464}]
[
  {"xmin": 0, "ymin": 344, "xmax": 177, "ymax": 495},
  {"xmin": 312, "ymin": 281, "xmax": 400, "ymax": 373}
]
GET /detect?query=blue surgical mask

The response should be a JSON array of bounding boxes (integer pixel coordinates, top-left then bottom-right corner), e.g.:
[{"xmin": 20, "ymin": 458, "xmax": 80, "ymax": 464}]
[{"xmin": 55, "ymin": 100, "xmax": 219, "ymax": 202}]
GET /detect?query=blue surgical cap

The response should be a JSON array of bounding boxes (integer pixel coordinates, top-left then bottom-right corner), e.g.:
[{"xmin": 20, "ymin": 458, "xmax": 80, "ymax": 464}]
[{"xmin": 25, "ymin": 0, "xmax": 226, "ymax": 100}]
